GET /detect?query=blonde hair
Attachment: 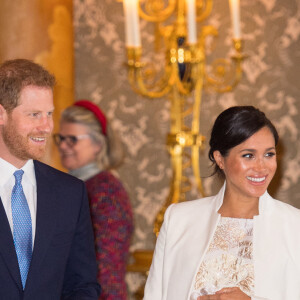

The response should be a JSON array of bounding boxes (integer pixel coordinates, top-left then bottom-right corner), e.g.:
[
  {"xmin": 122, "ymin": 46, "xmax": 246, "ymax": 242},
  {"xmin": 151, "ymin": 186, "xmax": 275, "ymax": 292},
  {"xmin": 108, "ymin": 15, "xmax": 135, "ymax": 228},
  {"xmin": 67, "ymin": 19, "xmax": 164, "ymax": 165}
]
[{"xmin": 60, "ymin": 105, "xmax": 124, "ymax": 170}]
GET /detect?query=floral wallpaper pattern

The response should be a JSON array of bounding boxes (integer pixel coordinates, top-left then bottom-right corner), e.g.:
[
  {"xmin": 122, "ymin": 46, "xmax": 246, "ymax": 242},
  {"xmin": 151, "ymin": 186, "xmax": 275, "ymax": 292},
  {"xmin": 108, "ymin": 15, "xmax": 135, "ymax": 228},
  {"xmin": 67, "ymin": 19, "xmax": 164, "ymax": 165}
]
[{"xmin": 74, "ymin": 0, "xmax": 300, "ymax": 297}]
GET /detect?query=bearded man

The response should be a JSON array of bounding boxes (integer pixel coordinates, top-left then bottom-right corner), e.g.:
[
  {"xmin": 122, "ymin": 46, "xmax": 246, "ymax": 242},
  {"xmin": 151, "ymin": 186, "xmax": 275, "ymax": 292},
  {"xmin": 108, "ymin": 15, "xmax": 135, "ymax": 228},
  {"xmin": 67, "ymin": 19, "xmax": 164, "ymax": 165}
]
[{"xmin": 0, "ymin": 59, "xmax": 101, "ymax": 299}]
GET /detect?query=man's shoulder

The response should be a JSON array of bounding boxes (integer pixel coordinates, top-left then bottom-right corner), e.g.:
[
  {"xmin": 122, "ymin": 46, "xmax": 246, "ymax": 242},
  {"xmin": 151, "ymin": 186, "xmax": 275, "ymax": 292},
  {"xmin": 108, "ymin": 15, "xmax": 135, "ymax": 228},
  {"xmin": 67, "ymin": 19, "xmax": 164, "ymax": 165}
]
[
  {"xmin": 34, "ymin": 160, "xmax": 87, "ymax": 208},
  {"xmin": 33, "ymin": 160, "xmax": 83, "ymax": 185}
]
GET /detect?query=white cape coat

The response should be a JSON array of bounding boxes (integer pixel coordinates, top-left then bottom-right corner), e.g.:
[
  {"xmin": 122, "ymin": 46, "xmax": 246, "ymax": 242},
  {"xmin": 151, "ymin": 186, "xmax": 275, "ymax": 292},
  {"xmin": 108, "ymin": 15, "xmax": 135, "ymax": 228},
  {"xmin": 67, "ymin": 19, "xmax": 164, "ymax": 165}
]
[{"xmin": 144, "ymin": 183, "xmax": 300, "ymax": 300}]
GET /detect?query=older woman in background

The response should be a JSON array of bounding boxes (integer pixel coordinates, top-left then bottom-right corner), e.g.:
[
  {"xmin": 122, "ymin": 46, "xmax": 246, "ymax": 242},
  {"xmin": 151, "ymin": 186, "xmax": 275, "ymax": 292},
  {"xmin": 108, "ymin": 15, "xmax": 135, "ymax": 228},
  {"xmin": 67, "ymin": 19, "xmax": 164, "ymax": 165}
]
[{"xmin": 54, "ymin": 100, "xmax": 134, "ymax": 300}]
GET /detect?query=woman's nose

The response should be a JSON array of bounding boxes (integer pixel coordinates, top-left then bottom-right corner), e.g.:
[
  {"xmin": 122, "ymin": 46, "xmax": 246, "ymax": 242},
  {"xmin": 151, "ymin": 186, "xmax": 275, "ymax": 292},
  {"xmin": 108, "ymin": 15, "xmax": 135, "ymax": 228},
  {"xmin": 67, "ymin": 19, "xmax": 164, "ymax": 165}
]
[{"xmin": 253, "ymin": 158, "xmax": 266, "ymax": 171}]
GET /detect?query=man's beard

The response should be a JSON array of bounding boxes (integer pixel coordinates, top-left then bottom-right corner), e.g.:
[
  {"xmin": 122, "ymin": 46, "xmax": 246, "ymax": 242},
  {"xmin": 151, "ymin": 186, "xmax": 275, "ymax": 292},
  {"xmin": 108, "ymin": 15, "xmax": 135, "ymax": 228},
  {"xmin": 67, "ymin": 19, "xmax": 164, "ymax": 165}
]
[{"xmin": 1, "ymin": 120, "xmax": 48, "ymax": 161}]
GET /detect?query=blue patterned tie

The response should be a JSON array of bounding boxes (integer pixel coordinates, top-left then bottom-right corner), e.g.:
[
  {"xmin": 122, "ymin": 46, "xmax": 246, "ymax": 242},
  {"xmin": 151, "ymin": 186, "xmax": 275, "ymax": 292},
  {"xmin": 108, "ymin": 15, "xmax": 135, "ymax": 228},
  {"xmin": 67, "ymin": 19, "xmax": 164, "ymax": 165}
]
[{"xmin": 11, "ymin": 170, "xmax": 32, "ymax": 289}]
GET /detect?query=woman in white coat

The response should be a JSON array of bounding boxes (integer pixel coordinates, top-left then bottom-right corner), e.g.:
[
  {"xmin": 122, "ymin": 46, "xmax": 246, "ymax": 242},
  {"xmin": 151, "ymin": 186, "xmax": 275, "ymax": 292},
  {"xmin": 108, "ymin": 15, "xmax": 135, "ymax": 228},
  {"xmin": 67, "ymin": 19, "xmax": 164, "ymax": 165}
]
[{"xmin": 144, "ymin": 106, "xmax": 300, "ymax": 300}]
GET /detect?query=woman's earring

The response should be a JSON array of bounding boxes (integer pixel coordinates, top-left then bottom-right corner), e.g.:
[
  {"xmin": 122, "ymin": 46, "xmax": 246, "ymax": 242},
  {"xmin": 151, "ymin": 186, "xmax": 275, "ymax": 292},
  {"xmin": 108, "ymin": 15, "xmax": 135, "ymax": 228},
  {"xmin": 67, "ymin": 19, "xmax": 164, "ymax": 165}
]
[{"xmin": 218, "ymin": 162, "xmax": 223, "ymax": 170}]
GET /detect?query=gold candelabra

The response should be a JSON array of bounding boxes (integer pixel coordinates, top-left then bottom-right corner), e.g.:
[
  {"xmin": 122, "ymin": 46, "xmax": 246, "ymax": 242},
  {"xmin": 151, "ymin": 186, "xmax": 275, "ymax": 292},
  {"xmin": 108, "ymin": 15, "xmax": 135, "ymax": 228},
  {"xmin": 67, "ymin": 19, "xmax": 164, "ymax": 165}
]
[
  {"xmin": 123, "ymin": 1, "xmax": 245, "ymax": 298},
  {"xmin": 124, "ymin": 0, "xmax": 245, "ymax": 235}
]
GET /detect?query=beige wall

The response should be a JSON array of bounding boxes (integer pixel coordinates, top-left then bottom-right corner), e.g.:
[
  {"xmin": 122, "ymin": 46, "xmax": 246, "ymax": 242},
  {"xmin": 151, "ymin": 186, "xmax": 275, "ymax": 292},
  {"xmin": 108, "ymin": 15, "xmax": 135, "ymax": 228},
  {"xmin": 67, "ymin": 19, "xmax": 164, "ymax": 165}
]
[{"xmin": 0, "ymin": 0, "xmax": 74, "ymax": 170}]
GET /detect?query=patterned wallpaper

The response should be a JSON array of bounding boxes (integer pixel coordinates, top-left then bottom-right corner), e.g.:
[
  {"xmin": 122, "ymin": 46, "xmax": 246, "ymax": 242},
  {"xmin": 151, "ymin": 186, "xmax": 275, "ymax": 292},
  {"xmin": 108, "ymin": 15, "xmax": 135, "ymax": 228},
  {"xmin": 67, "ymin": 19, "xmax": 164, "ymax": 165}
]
[{"xmin": 73, "ymin": 0, "xmax": 300, "ymax": 296}]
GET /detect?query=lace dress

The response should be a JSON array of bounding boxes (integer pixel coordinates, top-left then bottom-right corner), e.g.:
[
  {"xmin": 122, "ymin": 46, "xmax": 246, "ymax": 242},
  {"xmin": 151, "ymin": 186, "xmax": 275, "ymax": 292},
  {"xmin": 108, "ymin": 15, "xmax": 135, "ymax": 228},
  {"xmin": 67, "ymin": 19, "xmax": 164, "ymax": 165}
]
[{"xmin": 190, "ymin": 217, "xmax": 254, "ymax": 299}]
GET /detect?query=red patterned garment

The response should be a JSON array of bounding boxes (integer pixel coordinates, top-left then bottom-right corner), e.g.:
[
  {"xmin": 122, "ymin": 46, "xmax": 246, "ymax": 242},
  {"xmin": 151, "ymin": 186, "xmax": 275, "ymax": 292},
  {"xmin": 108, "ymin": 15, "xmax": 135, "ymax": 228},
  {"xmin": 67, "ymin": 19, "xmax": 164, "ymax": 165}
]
[{"xmin": 85, "ymin": 171, "xmax": 134, "ymax": 300}]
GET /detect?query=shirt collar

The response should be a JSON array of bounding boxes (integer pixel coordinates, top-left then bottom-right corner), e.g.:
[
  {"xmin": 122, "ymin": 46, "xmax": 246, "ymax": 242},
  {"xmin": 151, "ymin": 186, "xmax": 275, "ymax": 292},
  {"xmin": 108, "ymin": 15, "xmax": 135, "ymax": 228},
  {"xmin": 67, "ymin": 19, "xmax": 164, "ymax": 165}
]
[
  {"xmin": 22, "ymin": 160, "xmax": 36, "ymax": 186},
  {"xmin": 0, "ymin": 158, "xmax": 36, "ymax": 186}
]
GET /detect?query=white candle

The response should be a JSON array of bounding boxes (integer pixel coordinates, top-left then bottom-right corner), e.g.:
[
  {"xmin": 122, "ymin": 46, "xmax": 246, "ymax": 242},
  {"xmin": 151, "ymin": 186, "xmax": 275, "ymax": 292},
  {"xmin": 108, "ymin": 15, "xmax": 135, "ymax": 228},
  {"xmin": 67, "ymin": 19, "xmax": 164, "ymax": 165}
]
[
  {"xmin": 229, "ymin": 0, "xmax": 241, "ymax": 39},
  {"xmin": 186, "ymin": 0, "xmax": 197, "ymax": 44},
  {"xmin": 123, "ymin": 0, "xmax": 141, "ymax": 47}
]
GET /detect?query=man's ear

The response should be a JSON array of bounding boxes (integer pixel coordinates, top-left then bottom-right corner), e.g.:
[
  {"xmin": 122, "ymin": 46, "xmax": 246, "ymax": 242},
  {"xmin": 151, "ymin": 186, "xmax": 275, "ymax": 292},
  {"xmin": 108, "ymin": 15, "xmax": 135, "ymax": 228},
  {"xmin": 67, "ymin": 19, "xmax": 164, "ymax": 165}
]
[
  {"xmin": 0, "ymin": 105, "xmax": 8, "ymax": 125},
  {"xmin": 213, "ymin": 150, "xmax": 224, "ymax": 170}
]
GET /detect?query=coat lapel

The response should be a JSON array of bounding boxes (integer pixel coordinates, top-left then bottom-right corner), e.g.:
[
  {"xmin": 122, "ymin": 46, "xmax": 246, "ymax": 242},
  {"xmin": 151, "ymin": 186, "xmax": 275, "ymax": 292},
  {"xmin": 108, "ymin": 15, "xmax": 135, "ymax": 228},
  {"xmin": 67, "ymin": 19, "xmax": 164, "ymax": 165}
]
[
  {"xmin": 0, "ymin": 199, "xmax": 23, "ymax": 290},
  {"xmin": 25, "ymin": 161, "xmax": 58, "ymax": 292},
  {"xmin": 166, "ymin": 184, "xmax": 225, "ymax": 300},
  {"xmin": 169, "ymin": 206, "xmax": 220, "ymax": 300}
]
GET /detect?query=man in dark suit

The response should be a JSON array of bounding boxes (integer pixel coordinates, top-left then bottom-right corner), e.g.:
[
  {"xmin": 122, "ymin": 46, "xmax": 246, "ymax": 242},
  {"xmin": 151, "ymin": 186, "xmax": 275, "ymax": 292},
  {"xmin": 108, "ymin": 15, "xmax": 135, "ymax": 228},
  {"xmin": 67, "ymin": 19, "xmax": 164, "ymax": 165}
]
[{"xmin": 0, "ymin": 59, "xmax": 101, "ymax": 299}]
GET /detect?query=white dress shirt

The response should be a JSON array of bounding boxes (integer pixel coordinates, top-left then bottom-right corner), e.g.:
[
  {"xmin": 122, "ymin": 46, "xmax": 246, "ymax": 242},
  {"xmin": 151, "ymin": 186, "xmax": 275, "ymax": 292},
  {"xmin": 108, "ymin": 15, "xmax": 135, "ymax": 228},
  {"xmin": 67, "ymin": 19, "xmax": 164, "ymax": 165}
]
[{"xmin": 0, "ymin": 158, "xmax": 37, "ymax": 247}]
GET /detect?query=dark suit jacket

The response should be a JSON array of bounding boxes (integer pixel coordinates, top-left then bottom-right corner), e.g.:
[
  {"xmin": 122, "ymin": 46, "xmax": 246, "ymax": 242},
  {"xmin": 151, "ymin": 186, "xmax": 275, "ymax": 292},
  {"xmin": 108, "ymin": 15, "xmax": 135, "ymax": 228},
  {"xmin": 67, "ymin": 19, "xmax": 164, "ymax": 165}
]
[{"xmin": 0, "ymin": 160, "xmax": 101, "ymax": 299}]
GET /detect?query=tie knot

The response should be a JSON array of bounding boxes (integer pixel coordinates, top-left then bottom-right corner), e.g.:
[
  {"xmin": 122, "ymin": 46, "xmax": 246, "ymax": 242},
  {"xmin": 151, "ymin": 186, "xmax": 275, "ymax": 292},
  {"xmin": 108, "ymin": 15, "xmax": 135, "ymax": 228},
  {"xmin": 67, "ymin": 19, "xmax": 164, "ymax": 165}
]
[{"xmin": 14, "ymin": 170, "xmax": 24, "ymax": 184}]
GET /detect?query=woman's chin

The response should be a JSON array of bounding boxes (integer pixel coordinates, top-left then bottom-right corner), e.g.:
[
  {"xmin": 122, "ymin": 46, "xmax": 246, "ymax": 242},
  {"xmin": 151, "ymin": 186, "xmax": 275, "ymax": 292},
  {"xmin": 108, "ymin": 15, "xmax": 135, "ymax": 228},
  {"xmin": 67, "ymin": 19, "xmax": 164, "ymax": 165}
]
[{"xmin": 61, "ymin": 160, "xmax": 77, "ymax": 171}]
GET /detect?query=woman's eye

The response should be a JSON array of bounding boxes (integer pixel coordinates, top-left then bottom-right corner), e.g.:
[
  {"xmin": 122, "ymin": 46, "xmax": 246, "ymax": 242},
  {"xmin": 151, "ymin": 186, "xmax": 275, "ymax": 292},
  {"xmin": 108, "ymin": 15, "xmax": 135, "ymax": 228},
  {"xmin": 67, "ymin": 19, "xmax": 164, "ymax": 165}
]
[
  {"xmin": 266, "ymin": 152, "xmax": 276, "ymax": 157},
  {"xmin": 242, "ymin": 153, "xmax": 253, "ymax": 159},
  {"xmin": 70, "ymin": 136, "xmax": 77, "ymax": 143}
]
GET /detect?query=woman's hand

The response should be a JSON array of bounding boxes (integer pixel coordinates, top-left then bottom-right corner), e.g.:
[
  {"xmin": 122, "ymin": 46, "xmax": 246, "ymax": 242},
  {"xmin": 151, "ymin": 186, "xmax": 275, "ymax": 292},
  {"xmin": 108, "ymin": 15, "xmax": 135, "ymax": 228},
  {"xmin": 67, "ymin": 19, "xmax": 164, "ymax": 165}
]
[{"xmin": 198, "ymin": 287, "xmax": 250, "ymax": 300}]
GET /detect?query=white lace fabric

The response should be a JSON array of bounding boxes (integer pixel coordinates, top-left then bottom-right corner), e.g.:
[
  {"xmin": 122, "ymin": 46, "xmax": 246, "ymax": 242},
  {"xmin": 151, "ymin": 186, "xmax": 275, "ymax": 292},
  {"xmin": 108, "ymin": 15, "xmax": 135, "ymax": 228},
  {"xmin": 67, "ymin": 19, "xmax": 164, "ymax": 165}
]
[{"xmin": 190, "ymin": 217, "xmax": 254, "ymax": 299}]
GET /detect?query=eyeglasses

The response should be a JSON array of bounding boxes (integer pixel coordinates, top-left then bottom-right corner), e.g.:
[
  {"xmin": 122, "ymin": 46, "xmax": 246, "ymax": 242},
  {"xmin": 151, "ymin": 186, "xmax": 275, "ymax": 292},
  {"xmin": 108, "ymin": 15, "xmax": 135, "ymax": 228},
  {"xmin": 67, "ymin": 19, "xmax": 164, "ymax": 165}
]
[{"xmin": 53, "ymin": 133, "xmax": 90, "ymax": 147}]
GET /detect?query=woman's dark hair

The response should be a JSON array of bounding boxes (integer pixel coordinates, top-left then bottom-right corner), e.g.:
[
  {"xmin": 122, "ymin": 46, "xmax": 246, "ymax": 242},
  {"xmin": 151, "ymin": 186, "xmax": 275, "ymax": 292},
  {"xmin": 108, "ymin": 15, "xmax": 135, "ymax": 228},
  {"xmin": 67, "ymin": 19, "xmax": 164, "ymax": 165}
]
[{"xmin": 208, "ymin": 106, "xmax": 279, "ymax": 176}]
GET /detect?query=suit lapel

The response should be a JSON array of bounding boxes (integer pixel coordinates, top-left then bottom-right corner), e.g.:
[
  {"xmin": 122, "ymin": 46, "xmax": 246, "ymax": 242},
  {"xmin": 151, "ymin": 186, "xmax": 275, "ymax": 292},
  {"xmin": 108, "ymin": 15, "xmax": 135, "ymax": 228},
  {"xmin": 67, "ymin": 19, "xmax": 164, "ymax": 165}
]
[
  {"xmin": 0, "ymin": 198, "xmax": 23, "ymax": 290},
  {"xmin": 25, "ymin": 161, "xmax": 58, "ymax": 291}
]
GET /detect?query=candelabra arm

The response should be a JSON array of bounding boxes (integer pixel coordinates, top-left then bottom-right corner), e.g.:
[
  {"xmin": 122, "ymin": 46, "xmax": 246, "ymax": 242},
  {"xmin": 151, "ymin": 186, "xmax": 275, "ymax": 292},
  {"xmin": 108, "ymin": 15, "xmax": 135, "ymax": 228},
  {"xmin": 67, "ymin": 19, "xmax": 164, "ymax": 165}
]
[
  {"xmin": 196, "ymin": 0, "xmax": 213, "ymax": 23},
  {"xmin": 139, "ymin": 0, "xmax": 177, "ymax": 23},
  {"xmin": 205, "ymin": 38, "xmax": 246, "ymax": 93},
  {"xmin": 127, "ymin": 47, "xmax": 174, "ymax": 98}
]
